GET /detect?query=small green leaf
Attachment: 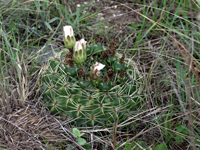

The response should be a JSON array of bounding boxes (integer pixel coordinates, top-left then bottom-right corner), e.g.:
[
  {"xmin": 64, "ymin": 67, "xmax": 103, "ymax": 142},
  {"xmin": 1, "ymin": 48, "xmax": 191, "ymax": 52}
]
[
  {"xmin": 176, "ymin": 124, "xmax": 189, "ymax": 135},
  {"xmin": 44, "ymin": 21, "xmax": 53, "ymax": 32},
  {"xmin": 66, "ymin": 145, "xmax": 74, "ymax": 150},
  {"xmin": 83, "ymin": 143, "xmax": 91, "ymax": 150},
  {"xmin": 73, "ymin": 128, "xmax": 81, "ymax": 138},
  {"xmin": 79, "ymin": 133, "xmax": 85, "ymax": 137},
  {"xmin": 77, "ymin": 137, "xmax": 86, "ymax": 146},
  {"xmin": 49, "ymin": 17, "xmax": 60, "ymax": 23},
  {"xmin": 154, "ymin": 143, "xmax": 168, "ymax": 150}
]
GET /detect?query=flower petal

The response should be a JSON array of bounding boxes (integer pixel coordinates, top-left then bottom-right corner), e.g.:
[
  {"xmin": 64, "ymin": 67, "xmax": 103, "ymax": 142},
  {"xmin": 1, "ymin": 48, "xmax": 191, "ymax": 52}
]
[
  {"xmin": 80, "ymin": 38, "xmax": 87, "ymax": 44},
  {"xmin": 74, "ymin": 41, "xmax": 83, "ymax": 52},
  {"xmin": 63, "ymin": 26, "xmax": 74, "ymax": 38},
  {"xmin": 94, "ymin": 62, "xmax": 105, "ymax": 71}
]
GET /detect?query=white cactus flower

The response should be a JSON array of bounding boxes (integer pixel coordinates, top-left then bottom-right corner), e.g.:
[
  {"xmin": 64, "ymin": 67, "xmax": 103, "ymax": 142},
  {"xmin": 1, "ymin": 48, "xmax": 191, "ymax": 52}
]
[
  {"xmin": 73, "ymin": 40, "xmax": 87, "ymax": 66},
  {"xmin": 80, "ymin": 38, "xmax": 86, "ymax": 43},
  {"xmin": 63, "ymin": 26, "xmax": 74, "ymax": 38},
  {"xmin": 79, "ymin": 38, "xmax": 87, "ymax": 60},
  {"xmin": 80, "ymin": 38, "xmax": 87, "ymax": 50},
  {"xmin": 93, "ymin": 62, "xmax": 105, "ymax": 71},
  {"xmin": 89, "ymin": 62, "xmax": 105, "ymax": 80},
  {"xmin": 74, "ymin": 41, "xmax": 83, "ymax": 52},
  {"xmin": 63, "ymin": 25, "xmax": 76, "ymax": 49}
]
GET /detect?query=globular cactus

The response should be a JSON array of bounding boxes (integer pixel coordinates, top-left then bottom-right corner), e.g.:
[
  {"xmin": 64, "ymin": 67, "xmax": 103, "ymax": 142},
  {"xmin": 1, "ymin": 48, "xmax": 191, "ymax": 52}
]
[{"xmin": 40, "ymin": 26, "xmax": 144, "ymax": 127}]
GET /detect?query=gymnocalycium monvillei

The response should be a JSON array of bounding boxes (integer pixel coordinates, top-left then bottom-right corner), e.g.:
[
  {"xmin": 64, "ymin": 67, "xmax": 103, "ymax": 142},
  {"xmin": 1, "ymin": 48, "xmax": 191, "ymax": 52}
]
[{"xmin": 40, "ymin": 25, "xmax": 144, "ymax": 127}]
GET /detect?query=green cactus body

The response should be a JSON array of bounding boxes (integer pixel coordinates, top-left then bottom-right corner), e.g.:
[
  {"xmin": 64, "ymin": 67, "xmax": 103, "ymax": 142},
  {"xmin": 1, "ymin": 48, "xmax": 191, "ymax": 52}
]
[
  {"xmin": 113, "ymin": 62, "xmax": 126, "ymax": 73},
  {"xmin": 79, "ymin": 77, "xmax": 92, "ymax": 89},
  {"xmin": 64, "ymin": 64, "xmax": 78, "ymax": 77},
  {"xmin": 40, "ymin": 43, "xmax": 144, "ymax": 127},
  {"xmin": 98, "ymin": 80, "xmax": 112, "ymax": 91},
  {"xmin": 86, "ymin": 43, "xmax": 103, "ymax": 56},
  {"xmin": 107, "ymin": 57, "xmax": 117, "ymax": 64}
]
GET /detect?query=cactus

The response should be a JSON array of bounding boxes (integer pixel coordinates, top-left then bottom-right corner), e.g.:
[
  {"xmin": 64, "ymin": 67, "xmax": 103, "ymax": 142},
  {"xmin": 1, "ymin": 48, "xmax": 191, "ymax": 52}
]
[{"xmin": 40, "ymin": 27, "xmax": 144, "ymax": 127}]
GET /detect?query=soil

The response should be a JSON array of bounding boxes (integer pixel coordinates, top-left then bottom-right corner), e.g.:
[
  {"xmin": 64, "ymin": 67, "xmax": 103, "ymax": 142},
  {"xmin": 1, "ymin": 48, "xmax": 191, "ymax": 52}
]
[{"xmin": 71, "ymin": 0, "xmax": 146, "ymax": 47}]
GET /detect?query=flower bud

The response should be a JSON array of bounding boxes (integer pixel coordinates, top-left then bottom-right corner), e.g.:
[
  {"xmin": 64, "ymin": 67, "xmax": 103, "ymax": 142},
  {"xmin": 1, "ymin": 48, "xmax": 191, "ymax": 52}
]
[
  {"xmin": 73, "ymin": 40, "xmax": 87, "ymax": 66},
  {"xmin": 63, "ymin": 26, "xmax": 76, "ymax": 50},
  {"xmin": 80, "ymin": 38, "xmax": 87, "ymax": 60},
  {"xmin": 93, "ymin": 62, "xmax": 105, "ymax": 73},
  {"xmin": 80, "ymin": 39, "xmax": 87, "ymax": 51},
  {"xmin": 89, "ymin": 62, "xmax": 105, "ymax": 80}
]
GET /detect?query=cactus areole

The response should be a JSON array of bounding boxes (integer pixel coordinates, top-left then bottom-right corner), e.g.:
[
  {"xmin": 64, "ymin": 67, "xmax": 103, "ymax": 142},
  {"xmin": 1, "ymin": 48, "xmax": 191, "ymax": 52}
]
[{"xmin": 40, "ymin": 26, "xmax": 144, "ymax": 127}]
